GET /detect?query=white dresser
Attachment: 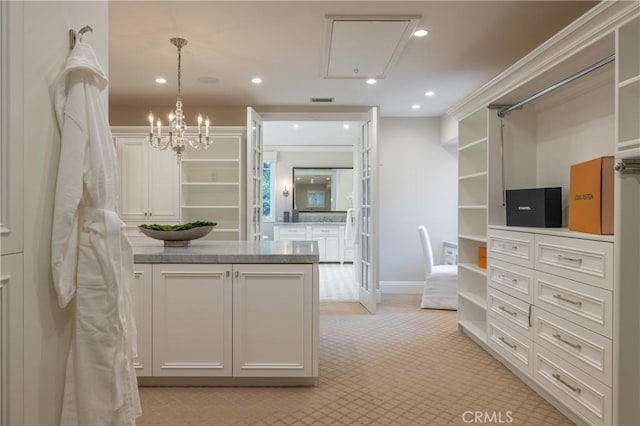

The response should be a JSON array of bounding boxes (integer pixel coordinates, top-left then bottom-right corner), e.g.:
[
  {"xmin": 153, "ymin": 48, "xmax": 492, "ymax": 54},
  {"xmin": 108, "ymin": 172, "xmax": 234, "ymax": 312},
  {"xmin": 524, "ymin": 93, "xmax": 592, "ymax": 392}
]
[
  {"xmin": 273, "ymin": 223, "xmax": 352, "ymax": 263},
  {"xmin": 487, "ymin": 226, "xmax": 613, "ymax": 425}
]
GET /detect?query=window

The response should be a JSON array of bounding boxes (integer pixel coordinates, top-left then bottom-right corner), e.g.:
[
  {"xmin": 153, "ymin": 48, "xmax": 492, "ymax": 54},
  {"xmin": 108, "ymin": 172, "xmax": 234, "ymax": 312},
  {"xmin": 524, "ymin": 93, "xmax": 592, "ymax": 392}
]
[{"xmin": 263, "ymin": 162, "xmax": 275, "ymax": 222}]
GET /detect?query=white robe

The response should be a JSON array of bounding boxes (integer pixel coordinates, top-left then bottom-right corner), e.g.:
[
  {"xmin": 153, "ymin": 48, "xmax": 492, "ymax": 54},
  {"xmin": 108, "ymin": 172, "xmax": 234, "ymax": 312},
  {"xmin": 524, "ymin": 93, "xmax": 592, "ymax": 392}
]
[{"xmin": 52, "ymin": 42, "xmax": 141, "ymax": 426}]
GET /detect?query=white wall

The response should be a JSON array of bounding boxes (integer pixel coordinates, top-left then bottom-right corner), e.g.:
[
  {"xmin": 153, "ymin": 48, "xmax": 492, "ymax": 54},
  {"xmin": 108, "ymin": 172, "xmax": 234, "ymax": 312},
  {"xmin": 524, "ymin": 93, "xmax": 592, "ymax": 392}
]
[
  {"xmin": 22, "ymin": 2, "xmax": 109, "ymax": 424},
  {"xmin": 379, "ymin": 117, "xmax": 458, "ymax": 283}
]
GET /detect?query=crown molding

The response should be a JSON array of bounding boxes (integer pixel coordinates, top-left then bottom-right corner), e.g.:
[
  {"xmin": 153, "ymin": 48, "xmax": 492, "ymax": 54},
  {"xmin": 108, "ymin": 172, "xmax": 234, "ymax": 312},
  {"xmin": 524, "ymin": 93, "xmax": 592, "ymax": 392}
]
[{"xmin": 447, "ymin": 1, "xmax": 640, "ymax": 120}]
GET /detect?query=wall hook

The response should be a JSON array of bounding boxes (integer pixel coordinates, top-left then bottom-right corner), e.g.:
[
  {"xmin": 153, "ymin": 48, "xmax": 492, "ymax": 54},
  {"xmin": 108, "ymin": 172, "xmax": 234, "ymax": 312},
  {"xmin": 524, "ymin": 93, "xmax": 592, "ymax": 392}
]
[{"xmin": 69, "ymin": 25, "xmax": 93, "ymax": 50}]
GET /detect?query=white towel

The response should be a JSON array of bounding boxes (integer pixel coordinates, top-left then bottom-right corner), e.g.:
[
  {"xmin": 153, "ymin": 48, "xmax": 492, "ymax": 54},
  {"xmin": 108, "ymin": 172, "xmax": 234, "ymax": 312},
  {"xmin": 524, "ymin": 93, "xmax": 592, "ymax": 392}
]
[{"xmin": 345, "ymin": 208, "xmax": 357, "ymax": 242}]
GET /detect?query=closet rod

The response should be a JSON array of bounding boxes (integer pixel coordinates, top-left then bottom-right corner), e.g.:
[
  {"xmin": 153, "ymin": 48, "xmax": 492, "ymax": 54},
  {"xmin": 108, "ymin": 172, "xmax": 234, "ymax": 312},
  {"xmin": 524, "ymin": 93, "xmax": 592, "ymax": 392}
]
[{"xmin": 497, "ymin": 54, "xmax": 614, "ymax": 117}]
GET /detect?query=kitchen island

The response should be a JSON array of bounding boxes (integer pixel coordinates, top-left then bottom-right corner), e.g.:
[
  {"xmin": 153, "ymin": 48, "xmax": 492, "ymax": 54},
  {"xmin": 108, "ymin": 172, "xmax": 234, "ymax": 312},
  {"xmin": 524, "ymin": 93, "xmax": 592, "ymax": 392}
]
[{"xmin": 132, "ymin": 240, "xmax": 319, "ymax": 386}]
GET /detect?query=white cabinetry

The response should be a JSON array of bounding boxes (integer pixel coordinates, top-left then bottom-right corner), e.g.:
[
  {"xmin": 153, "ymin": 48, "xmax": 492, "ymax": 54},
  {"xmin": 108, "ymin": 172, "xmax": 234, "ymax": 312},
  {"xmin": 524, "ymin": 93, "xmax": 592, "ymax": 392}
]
[
  {"xmin": 457, "ymin": 109, "xmax": 489, "ymax": 341},
  {"xmin": 132, "ymin": 264, "xmax": 152, "ymax": 377},
  {"xmin": 0, "ymin": 5, "xmax": 24, "ymax": 422},
  {"xmin": 273, "ymin": 224, "xmax": 346, "ymax": 263},
  {"xmin": 0, "ymin": 255, "xmax": 23, "ymax": 426},
  {"xmin": 453, "ymin": 4, "xmax": 640, "ymax": 425},
  {"xmin": 152, "ymin": 264, "xmax": 232, "ymax": 377},
  {"xmin": 137, "ymin": 262, "xmax": 317, "ymax": 380},
  {"xmin": 311, "ymin": 226, "xmax": 340, "ymax": 262},
  {"xmin": 487, "ymin": 228, "xmax": 614, "ymax": 425},
  {"xmin": 273, "ymin": 225, "xmax": 307, "ymax": 241},
  {"xmin": 180, "ymin": 128, "xmax": 245, "ymax": 240},
  {"xmin": 616, "ymin": 16, "xmax": 640, "ymax": 158},
  {"xmin": 115, "ymin": 135, "xmax": 180, "ymax": 223},
  {"xmin": 233, "ymin": 264, "xmax": 313, "ymax": 377}
]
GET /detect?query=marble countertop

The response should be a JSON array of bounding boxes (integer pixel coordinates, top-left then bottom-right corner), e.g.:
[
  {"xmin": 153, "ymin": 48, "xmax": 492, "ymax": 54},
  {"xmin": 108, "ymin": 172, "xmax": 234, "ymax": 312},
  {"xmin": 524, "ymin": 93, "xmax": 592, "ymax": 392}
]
[
  {"xmin": 133, "ymin": 240, "xmax": 320, "ymax": 264},
  {"xmin": 273, "ymin": 222, "xmax": 346, "ymax": 226}
]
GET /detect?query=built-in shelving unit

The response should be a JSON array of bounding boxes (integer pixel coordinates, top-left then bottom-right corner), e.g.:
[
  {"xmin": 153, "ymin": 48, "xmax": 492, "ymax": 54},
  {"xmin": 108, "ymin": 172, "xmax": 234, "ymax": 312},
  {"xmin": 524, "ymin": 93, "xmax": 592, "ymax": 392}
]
[
  {"xmin": 452, "ymin": 4, "xmax": 640, "ymax": 424},
  {"xmin": 180, "ymin": 128, "xmax": 245, "ymax": 240},
  {"xmin": 457, "ymin": 108, "xmax": 489, "ymax": 342},
  {"xmin": 616, "ymin": 16, "xmax": 640, "ymax": 158}
]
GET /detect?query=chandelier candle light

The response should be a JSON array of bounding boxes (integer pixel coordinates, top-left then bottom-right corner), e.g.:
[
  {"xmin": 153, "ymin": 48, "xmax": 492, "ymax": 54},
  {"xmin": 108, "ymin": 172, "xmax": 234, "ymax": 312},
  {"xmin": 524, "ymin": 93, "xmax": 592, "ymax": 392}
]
[{"xmin": 148, "ymin": 37, "xmax": 211, "ymax": 161}]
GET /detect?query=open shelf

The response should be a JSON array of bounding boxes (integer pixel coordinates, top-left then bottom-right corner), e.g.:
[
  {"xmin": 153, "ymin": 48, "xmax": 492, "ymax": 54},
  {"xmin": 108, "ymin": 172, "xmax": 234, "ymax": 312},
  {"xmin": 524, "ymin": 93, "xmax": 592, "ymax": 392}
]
[
  {"xmin": 458, "ymin": 263, "xmax": 487, "ymax": 276},
  {"xmin": 459, "ymin": 171, "xmax": 488, "ymax": 181},
  {"xmin": 617, "ymin": 78, "xmax": 640, "ymax": 151},
  {"xmin": 459, "ymin": 292, "xmax": 486, "ymax": 309},
  {"xmin": 180, "ymin": 130, "xmax": 244, "ymax": 241},
  {"xmin": 458, "ymin": 137, "xmax": 487, "ymax": 152},
  {"xmin": 458, "ymin": 234, "xmax": 487, "ymax": 243},
  {"xmin": 458, "ymin": 318, "xmax": 487, "ymax": 342}
]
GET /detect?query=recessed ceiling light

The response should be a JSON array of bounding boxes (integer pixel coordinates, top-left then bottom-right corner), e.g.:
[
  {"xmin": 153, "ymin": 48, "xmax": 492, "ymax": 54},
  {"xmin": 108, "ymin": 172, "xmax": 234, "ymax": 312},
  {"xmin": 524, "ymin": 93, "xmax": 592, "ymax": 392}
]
[
  {"xmin": 366, "ymin": 78, "xmax": 377, "ymax": 85},
  {"xmin": 411, "ymin": 104, "xmax": 421, "ymax": 109},
  {"xmin": 251, "ymin": 77, "xmax": 262, "ymax": 84},
  {"xmin": 425, "ymin": 91, "xmax": 435, "ymax": 97},
  {"xmin": 155, "ymin": 77, "xmax": 167, "ymax": 84},
  {"xmin": 293, "ymin": 124, "xmax": 299, "ymax": 129},
  {"xmin": 343, "ymin": 124, "xmax": 350, "ymax": 129},
  {"xmin": 413, "ymin": 29, "xmax": 429, "ymax": 37}
]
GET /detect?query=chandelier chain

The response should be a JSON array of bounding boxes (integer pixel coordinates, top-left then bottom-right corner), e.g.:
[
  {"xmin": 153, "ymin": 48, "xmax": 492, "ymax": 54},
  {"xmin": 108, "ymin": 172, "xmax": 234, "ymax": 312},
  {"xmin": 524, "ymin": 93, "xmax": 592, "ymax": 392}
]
[{"xmin": 177, "ymin": 44, "xmax": 182, "ymax": 101}]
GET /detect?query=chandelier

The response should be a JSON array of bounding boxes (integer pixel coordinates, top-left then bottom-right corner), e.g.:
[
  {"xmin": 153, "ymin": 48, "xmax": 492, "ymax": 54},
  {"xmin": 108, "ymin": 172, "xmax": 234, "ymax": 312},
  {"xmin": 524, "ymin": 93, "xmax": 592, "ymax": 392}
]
[{"xmin": 147, "ymin": 37, "xmax": 211, "ymax": 161}]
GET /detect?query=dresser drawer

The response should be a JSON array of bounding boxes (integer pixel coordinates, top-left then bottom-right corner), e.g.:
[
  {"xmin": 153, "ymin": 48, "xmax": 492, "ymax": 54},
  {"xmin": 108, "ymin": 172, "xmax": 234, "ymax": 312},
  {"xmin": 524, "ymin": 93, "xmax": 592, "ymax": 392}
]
[
  {"xmin": 534, "ymin": 271, "xmax": 612, "ymax": 338},
  {"xmin": 488, "ymin": 259, "xmax": 534, "ymax": 303},
  {"xmin": 311, "ymin": 226, "xmax": 340, "ymax": 237},
  {"xmin": 535, "ymin": 234, "xmax": 613, "ymax": 290},
  {"xmin": 488, "ymin": 229, "xmax": 534, "ymax": 268},
  {"xmin": 275, "ymin": 226, "xmax": 307, "ymax": 239},
  {"xmin": 487, "ymin": 287, "xmax": 532, "ymax": 338},
  {"xmin": 534, "ymin": 344, "xmax": 611, "ymax": 426},
  {"xmin": 533, "ymin": 307, "xmax": 612, "ymax": 387},
  {"xmin": 487, "ymin": 317, "xmax": 533, "ymax": 376}
]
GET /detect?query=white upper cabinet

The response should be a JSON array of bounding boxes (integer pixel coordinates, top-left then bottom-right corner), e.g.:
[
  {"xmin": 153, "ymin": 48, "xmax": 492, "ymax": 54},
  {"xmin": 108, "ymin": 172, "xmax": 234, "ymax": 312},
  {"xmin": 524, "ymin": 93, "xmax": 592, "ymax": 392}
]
[{"xmin": 115, "ymin": 136, "xmax": 180, "ymax": 223}]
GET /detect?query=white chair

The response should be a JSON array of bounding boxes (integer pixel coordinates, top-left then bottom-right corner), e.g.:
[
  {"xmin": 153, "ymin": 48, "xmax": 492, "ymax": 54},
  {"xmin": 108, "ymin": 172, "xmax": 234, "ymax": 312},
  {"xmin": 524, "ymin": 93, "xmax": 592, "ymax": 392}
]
[{"xmin": 418, "ymin": 226, "xmax": 458, "ymax": 310}]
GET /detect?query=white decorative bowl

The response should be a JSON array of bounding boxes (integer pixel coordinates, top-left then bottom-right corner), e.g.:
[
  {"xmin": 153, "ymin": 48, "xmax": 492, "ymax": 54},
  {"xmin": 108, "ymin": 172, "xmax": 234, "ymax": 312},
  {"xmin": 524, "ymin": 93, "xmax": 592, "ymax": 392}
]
[{"xmin": 138, "ymin": 225, "xmax": 215, "ymax": 247}]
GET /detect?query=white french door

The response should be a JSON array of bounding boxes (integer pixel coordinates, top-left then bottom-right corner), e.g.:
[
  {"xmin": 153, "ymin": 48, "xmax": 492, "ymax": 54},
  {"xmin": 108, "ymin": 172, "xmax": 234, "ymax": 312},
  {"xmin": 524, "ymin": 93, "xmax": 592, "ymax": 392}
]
[
  {"xmin": 357, "ymin": 107, "xmax": 378, "ymax": 313},
  {"xmin": 246, "ymin": 107, "xmax": 264, "ymax": 241}
]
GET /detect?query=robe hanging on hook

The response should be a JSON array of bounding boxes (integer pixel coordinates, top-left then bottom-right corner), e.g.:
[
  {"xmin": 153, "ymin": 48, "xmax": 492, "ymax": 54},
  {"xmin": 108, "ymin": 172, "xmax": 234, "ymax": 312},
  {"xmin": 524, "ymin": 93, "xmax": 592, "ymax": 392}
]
[{"xmin": 69, "ymin": 25, "xmax": 93, "ymax": 50}]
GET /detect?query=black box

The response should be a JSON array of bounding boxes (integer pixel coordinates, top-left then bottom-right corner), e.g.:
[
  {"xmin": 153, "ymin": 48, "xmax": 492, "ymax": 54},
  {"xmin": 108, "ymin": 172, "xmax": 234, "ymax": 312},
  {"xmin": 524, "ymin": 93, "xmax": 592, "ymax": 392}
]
[{"xmin": 506, "ymin": 187, "xmax": 562, "ymax": 227}]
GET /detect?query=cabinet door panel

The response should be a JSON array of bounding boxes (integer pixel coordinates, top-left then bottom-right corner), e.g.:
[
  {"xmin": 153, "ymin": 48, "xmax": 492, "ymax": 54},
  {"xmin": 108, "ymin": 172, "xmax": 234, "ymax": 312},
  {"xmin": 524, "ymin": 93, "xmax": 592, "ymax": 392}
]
[
  {"xmin": 324, "ymin": 236, "xmax": 340, "ymax": 261},
  {"xmin": 153, "ymin": 264, "xmax": 232, "ymax": 377},
  {"xmin": 148, "ymin": 147, "xmax": 180, "ymax": 221},
  {"xmin": 133, "ymin": 264, "xmax": 152, "ymax": 376},
  {"xmin": 0, "ymin": 254, "xmax": 23, "ymax": 426},
  {"xmin": 117, "ymin": 138, "xmax": 148, "ymax": 221},
  {"xmin": 233, "ymin": 264, "xmax": 313, "ymax": 377}
]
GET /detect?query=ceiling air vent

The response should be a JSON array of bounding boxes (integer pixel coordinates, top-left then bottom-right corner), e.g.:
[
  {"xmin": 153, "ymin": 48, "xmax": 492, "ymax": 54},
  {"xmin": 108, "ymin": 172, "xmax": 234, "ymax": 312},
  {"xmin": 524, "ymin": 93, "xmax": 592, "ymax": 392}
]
[{"xmin": 310, "ymin": 97, "xmax": 335, "ymax": 103}]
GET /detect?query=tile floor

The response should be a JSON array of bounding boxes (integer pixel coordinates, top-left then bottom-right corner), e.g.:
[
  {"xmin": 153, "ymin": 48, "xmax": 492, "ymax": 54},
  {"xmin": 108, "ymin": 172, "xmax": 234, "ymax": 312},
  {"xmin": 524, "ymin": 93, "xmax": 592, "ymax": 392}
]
[{"xmin": 319, "ymin": 263, "xmax": 357, "ymax": 302}]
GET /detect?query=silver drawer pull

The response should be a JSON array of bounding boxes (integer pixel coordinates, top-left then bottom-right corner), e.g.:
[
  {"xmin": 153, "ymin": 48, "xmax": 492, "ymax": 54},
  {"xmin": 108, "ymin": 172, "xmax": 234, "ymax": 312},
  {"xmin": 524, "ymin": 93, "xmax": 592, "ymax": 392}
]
[
  {"xmin": 557, "ymin": 254, "xmax": 583, "ymax": 264},
  {"xmin": 552, "ymin": 334, "xmax": 582, "ymax": 350},
  {"xmin": 552, "ymin": 373, "xmax": 581, "ymax": 394},
  {"xmin": 553, "ymin": 294, "xmax": 583, "ymax": 307},
  {"xmin": 498, "ymin": 336, "xmax": 517, "ymax": 350},
  {"xmin": 499, "ymin": 243, "xmax": 518, "ymax": 251},
  {"xmin": 498, "ymin": 274, "xmax": 518, "ymax": 284},
  {"xmin": 498, "ymin": 306, "xmax": 517, "ymax": 317}
]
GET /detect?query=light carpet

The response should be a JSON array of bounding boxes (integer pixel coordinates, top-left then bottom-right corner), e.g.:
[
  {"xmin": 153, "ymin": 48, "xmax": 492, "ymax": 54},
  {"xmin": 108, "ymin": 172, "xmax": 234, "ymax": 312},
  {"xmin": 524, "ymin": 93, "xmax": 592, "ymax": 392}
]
[{"xmin": 136, "ymin": 295, "xmax": 571, "ymax": 425}]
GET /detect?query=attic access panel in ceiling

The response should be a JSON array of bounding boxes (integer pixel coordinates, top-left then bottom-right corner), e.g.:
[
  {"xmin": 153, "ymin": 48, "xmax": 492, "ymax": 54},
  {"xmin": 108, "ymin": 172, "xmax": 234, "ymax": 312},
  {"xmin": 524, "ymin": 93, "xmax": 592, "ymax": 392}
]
[{"xmin": 323, "ymin": 15, "xmax": 421, "ymax": 79}]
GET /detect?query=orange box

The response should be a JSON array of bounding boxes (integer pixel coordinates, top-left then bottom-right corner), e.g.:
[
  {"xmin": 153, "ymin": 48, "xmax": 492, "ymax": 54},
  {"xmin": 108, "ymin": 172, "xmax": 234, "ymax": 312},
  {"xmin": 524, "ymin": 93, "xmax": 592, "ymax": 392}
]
[
  {"xmin": 569, "ymin": 156, "xmax": 614, "ymax": 235},
  {"xmin": 478, "ymin": 246, "xmax": 487, "ymax": 269}
]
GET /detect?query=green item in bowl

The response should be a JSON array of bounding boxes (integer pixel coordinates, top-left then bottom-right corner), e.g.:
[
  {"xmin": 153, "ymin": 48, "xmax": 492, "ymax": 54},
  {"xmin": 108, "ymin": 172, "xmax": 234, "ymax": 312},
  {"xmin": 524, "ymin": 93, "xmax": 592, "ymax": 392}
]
[{"xmin": 139, "ymin": 221, "xmax": 217, "ymax": 231}]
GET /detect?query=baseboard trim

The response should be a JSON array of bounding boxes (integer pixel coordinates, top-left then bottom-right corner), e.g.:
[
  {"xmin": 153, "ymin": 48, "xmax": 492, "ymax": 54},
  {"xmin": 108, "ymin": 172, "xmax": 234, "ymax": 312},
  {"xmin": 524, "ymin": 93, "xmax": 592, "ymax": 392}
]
[{"xmin": 380, "ymin": 281, "xmax": 424, "ymax": 294}]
